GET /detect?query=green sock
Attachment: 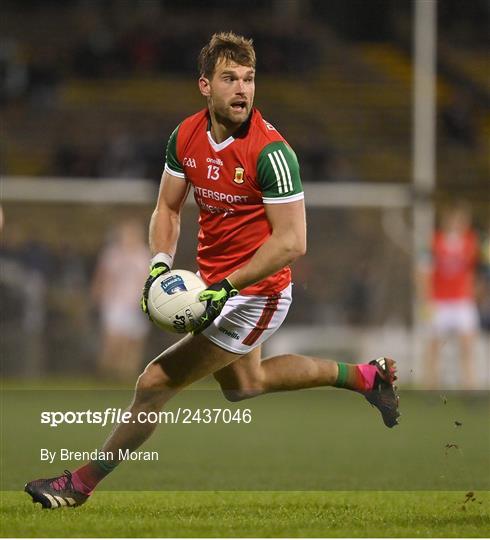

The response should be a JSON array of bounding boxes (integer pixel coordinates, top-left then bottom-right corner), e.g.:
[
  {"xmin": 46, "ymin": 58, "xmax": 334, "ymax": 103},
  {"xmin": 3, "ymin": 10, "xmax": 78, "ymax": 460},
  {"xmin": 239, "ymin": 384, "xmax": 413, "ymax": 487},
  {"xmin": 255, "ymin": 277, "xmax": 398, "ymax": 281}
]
[
  {"xmin": 334, "ymin": 362, "xmax": 350, "ymax": 388},
  {"xmin": 333, "ymin": 362, "xmax": 368, "ymax": 392},
  {"xmin": 93, "ymin": 458, "xmax": 118, "ymax": 473}
]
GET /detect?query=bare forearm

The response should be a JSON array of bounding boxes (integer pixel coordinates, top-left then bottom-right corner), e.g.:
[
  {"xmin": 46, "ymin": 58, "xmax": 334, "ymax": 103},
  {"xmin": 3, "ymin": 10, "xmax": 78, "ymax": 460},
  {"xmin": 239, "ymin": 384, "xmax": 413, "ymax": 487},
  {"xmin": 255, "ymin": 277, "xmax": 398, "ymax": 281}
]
[
  {"xmin": 149, "ymin": 208, "xmax": 181, "ymax": 258},
  {"xmin": 228, "ymin": 233, "xmax": 305, "ymax": 291}
]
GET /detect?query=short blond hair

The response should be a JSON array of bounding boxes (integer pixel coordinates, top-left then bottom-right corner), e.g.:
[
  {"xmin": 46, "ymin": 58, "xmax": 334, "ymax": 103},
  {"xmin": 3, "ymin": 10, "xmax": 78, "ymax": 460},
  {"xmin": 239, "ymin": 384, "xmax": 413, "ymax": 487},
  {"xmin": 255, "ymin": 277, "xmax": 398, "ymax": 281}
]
[{"xmin": 198, "ymin": 31, "xmax": 256, "ymax": 78}]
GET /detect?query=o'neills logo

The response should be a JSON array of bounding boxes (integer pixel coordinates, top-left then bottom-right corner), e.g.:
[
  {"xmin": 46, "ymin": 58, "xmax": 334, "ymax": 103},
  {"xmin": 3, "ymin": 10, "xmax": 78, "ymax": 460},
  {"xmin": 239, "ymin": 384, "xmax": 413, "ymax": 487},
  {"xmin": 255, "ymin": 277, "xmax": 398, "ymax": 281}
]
[{"xmin": 233, "ymin": 167, "xmax": 245, "ymax": 184}]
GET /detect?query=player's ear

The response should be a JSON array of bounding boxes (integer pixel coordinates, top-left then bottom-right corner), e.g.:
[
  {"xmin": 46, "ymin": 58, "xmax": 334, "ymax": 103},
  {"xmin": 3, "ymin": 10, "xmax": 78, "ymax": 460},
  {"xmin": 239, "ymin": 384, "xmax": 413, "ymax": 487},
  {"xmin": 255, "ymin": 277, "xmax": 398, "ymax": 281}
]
[{"xmin": 199, "ymin": 76, "xmax": 211, "ymax": 97}]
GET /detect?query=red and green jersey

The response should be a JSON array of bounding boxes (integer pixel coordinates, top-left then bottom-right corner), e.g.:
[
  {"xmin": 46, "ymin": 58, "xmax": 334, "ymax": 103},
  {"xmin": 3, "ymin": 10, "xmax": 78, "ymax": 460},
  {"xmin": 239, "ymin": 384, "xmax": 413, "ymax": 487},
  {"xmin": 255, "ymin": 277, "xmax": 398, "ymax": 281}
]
[
  {"xmin": 431, "ymin": 230, "xmax": 478, "ymax": 300},
  {"xmin": 165, "ymin": 108, "xmax": 303, "ymax": 296}
]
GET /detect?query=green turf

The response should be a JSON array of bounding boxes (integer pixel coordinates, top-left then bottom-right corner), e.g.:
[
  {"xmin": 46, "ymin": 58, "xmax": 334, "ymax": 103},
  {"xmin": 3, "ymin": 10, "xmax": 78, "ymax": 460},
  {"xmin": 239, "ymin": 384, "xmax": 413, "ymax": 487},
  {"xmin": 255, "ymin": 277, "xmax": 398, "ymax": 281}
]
[
  {"xmin": 1, "ymin": 386, "xmax": 488, "ymax": 490},
  {"xmin": 1, "ymin": 490, "xmax": 489, "ymax": 537},
  {"xmin": 1, "ymin": 380, "xmax": 489, "ymax": 536}
]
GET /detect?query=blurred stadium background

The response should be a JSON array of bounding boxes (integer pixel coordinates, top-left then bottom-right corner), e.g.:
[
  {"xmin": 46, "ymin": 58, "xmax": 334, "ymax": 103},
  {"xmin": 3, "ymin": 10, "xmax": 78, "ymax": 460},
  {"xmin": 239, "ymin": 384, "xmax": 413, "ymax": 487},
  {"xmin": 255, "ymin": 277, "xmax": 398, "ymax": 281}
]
[{"xmin": 1, "ymin": 0, "xmax": 489, "ymax": 387}]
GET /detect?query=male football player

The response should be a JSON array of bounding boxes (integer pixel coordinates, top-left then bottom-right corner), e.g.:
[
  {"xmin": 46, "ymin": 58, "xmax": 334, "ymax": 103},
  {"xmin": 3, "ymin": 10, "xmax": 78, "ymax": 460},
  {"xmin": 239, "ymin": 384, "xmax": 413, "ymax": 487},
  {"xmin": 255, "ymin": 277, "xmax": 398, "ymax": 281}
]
[
  {"xmin": 25, "ymin": 32, "xmax": 399, "ymax": 509},
  {"xmin": 419, "ymin": 203, "xmax": 479, "ymax": 388}
]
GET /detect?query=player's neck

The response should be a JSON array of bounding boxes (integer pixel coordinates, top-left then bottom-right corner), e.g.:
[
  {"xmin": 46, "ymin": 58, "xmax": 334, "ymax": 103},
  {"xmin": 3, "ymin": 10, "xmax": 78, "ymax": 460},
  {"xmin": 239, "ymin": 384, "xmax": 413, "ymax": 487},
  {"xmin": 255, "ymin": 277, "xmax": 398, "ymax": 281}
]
[{"xmin": 208, "ymin": 111, "xmax": 241, "ymax": 143}]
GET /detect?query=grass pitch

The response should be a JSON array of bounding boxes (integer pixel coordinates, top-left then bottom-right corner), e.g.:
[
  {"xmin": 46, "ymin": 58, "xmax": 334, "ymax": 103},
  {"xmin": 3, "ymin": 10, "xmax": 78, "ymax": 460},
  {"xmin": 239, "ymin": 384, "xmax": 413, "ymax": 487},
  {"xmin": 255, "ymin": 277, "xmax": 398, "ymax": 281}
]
[
  {"xmin": 2, "ymin": 386, "xmax": 488, "ymax": 491},
  {"xmin": 1, "ymin": 379, "xmax": 489, "ymax": 536},
  {"xmin": 1, "ymin": 491, "xmax": 490, "ymax": 537},
  {"xmin": 1, "ymin": 490, "xmax": 489, "ymax": 537}
]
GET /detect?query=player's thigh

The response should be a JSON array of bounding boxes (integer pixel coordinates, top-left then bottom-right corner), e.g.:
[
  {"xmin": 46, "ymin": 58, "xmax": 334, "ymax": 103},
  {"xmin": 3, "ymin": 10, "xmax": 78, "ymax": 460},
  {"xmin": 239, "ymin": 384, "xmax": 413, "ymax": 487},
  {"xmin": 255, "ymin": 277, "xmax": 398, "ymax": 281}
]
[
  {"xmin": 213, "ymin": 345, "xmax": 263, "ymax": 390},
  {"xmin": 432, "ymin": 302, "xmax": 455, "ymax": 336},
  {"xmin": 146, "ymin": 333, "xmax": 241, "ymax": 388},
  {"xmin": 456, "ymin": 301, "xmax": 479, "ymax": 334}
]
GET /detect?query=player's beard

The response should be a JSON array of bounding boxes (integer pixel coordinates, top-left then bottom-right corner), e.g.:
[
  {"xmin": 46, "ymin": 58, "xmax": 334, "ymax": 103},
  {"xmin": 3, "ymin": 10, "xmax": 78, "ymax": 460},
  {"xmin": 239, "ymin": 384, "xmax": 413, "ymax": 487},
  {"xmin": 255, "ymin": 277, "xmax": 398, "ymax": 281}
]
[
  {"xmin": 210, "ymin": 95, "xmax": 251, "ymax": 131},
  {"xmin": 216, "ymin": 105, "xmax": 250, "ymax": 130}
]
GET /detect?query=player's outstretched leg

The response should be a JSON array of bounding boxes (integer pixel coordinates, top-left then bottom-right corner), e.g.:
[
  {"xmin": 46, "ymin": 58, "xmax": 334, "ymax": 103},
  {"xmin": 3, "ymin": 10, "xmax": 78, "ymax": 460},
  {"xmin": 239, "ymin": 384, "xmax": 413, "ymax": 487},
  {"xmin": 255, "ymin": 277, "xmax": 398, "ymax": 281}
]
[
  {"xmin": 215, "ymin": 350, "xmax": 400, "ymax": 427},
  {"xmin": 25, "ymin": 334, "xmax": 240, "ymax": 509},
  {"xmin": 24, "ymin": 470, "xmax": 89, "ymax": 509}
]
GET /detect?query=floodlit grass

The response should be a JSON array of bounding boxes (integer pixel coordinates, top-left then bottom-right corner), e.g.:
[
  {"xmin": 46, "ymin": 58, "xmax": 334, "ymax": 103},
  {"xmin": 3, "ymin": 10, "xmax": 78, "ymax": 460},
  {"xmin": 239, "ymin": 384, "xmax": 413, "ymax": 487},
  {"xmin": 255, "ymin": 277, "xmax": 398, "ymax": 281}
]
[
  {"xmin": 1, "ymin": 490, "xmax": 489, "ymax": 537},
  {"xmin": 1, "ymin": 379, "xmax": 489, "ymax": 536}
]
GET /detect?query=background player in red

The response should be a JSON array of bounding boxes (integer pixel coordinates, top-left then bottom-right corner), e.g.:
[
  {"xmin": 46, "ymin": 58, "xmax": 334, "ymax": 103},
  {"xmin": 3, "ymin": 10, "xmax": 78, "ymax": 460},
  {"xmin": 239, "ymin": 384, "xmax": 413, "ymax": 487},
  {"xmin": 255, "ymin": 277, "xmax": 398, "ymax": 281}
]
[
  {"xmin": 419, "ymin": 202, "xmax": 479, "ymax": 388},
  {"xmin": 25, "ymin": 32, "xmax": 399, "ymax": 509}
]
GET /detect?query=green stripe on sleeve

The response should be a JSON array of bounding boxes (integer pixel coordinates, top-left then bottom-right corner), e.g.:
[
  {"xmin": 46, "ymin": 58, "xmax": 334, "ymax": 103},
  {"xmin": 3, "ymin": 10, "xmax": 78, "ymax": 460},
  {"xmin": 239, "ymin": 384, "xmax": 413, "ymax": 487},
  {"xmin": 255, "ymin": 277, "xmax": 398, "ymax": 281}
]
[
  {"xmin": 257, "ymin": 141, "xmax": 303, "ymax": 199},
  {"xmin": 165, "ymin": 123, "xmax": 184, "ymax": 175}
]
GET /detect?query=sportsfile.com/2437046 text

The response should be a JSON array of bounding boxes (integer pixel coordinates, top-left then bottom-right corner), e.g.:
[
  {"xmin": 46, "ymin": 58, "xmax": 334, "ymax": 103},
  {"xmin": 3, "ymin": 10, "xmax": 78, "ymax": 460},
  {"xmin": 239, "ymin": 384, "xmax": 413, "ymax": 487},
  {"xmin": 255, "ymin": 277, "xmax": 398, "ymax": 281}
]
[{"xmin": 40, "ymin": 408, "xmax": 253, "ymax": 427}]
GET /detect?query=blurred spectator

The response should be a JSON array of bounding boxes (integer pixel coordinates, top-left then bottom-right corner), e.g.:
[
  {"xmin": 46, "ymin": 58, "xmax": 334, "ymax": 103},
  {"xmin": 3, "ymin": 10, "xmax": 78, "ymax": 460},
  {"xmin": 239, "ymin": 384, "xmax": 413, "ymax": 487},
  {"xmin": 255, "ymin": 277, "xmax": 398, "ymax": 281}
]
[
  {"xmin": 44, "ymin": 242, "xmax": 93, "ymax": 374},
  {"xmin": 327, "ymin": 154, "xmax": 360, "ymax": 183},
  {"xmin": 476, "ymin": 224, "xmax": 490, "ymax": 331},
  {"xmin": 26, "ymin": 44, "xmax": 60, "ymax": 108},
  {"xmin": 441, "ymin": 89, "xmax": 477, "ymax": 148},
  {"xmin": 0, "ymin": 39, "xmax": 29, "ymax": 104},
  {"xmin": 343, "ymin": 259, "xmax": 372, "ymax": 325},
  {"xmin": 121, "ymin": 25, "xmax": 161, "ymax": 74},
  {"xmin": 73, "ymin": 24, "xmax": 119, "ymax": 78},
  {"xmin": 418, "ymin": 203, "xmax": 480, "ymax": 389},
  {"xmin": 98, "ymin": 126, "xmax": 147, "ymax": 179},
  {"xmin": 53, "ymin": 143, "xmax": 101, "ymax": 178},
  {"xmin": 0, "ymin": 223, "xmax": 53, "ymax": 376},
  {"xmin": 91, "ymin": 219, "xmax": 150, "ymax": 381},
  {"xmin": 295, "ymin": 126, "xmax": 332, "ymax": 181}
]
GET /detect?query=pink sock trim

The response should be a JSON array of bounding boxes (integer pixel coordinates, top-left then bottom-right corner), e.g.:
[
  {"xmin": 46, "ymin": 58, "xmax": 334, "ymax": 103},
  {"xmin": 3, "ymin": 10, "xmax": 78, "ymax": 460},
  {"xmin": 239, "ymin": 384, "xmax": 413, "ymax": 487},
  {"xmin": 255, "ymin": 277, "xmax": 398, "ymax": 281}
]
[
  {"xmin": 71, "ymin": 472, "xmax": 93, "ymax": 496},
  {"xmin": 357, "ymin": 364, "xmax": 377, "ymax": 391}
]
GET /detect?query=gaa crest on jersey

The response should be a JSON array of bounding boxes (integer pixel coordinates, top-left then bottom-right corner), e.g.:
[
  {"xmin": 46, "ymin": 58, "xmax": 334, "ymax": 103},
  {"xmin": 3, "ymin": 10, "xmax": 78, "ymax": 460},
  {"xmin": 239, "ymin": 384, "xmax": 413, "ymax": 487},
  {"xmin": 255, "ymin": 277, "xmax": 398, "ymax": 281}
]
[
  {"xmin": 233, "ymin": 167, "xmax": 245, "ymax": 184},
  {"xmin": 183, "ymin": 157, "xmax": 197, "ymax": 168}
]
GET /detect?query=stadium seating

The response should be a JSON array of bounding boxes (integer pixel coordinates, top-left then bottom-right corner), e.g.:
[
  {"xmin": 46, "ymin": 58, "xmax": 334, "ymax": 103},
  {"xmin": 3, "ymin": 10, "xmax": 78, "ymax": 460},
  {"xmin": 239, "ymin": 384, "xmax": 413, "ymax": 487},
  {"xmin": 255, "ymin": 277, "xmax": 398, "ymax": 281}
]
[{"xmin": 1, "ymin": 2, "xmax": 487, "ymax": 193}]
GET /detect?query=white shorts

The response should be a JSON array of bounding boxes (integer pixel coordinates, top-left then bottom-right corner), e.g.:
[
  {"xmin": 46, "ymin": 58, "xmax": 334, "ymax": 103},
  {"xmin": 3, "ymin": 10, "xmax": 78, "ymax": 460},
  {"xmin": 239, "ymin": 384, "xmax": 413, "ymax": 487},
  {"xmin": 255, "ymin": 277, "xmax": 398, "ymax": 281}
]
[
  {"xmin": 202, "ymin": 284, "xmax": 292, "ymax": 354},
  {"xmin": 101, "ymin": 307, "xmax": 150, "ymax": 340},
  {"xmin": 431, "ymin": 300, "xmax": 479, "ymax": 336}
]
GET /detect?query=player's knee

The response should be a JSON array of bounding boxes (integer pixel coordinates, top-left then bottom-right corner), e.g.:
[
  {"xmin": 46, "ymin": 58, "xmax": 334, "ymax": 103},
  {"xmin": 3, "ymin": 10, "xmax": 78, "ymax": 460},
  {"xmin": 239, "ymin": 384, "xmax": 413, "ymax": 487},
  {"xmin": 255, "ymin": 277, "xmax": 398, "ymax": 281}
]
[
  {"xmin": 213, "ymin": 364, "xmax": 266, "ymax": 402},
  {"xmin": 136, "ymin": 365, "xmax": 169, "ymax": 392},
  {"xmin": 222, "ymin": 388, "xmax": 262, "ymax": 402},
  {"xmin": 219, "ymin": 379, "xmax": 265, "ymax": 402},
  {"xmin": 133, "ymin": 364, "xmax": 175, "ymax": 411},
  {"xmin": 221, "ymin": 389, "xmax": 245, "ymax": 402}
]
